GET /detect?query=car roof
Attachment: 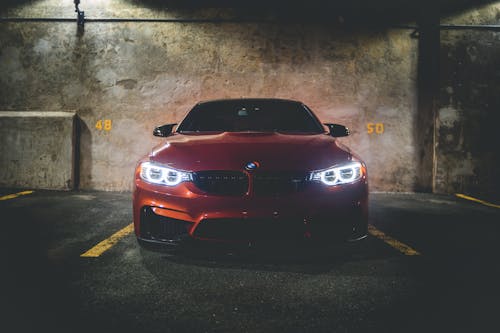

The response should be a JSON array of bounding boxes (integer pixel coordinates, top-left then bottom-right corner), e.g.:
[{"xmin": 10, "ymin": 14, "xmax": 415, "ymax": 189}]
[{"xmin": 196, "ymin": 98, "xmax": 304, "ymax": 107}]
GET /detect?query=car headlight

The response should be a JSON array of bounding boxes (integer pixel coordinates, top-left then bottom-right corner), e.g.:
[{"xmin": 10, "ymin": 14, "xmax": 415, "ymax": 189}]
[
  {"xmin": 139, "ymin": 162, "xmax": 191, "ymax": 186},
  {"xmin": 310, "ymin": 162, "xmax": 364, "ymax": 186}
]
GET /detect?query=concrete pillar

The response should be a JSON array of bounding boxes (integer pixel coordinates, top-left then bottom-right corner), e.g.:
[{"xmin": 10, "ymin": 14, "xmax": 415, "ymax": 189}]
[
  {"xmin": 415, "ymin": 8, "xmax": 440, "ymax": 192},
  {"xmin": 0, "ymin": 111, "xmax": 77, "ymax": 190}
]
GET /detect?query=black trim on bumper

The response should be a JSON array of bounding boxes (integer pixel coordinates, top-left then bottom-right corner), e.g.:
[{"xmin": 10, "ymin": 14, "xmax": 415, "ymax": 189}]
[
  {"xmin": 193, "ymin": 218, "xmax": 306, "ymax": 241},
  {"xmin": 139, "ymin": 207, "xmax": 191, "ymax": 243}
]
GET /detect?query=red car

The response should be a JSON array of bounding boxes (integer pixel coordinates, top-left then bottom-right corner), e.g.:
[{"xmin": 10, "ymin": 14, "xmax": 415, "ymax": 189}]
[{"xmin": 133, "ymin": 99, "xmax": 368, "ymax": 248}]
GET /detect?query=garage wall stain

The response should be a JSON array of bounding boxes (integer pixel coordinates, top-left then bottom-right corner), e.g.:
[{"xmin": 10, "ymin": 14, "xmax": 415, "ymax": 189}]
[{"xmin": 437, "ymin": 4, "xmax": 500, "ymax": 201}]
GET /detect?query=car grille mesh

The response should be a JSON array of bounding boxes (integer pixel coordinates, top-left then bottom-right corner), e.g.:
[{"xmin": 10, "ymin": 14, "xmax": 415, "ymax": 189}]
[
  {"xmin": 193, "ymin": 171, "xmax": 249, "ymax": 196},
  {"xmin": 253, "ymin": 172, "xmax": 309, "ymax": 196},
  {"xmin": 192, "ymin": 170, "xmax": 309, "ymax": 196}
]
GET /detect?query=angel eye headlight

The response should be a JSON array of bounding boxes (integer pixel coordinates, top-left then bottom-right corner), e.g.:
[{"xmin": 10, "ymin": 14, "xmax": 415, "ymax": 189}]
[
  {"xmin": 311, "ymin": 162, "xmax": 364, "ymax": 186},
  {"xmin": 139, "ymin": 162, "xmax": 191, "ymax": 186}
]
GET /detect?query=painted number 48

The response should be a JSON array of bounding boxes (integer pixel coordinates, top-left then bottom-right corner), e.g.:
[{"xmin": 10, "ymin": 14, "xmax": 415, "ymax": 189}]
[{"xmin": 95, "ymin": 119, "xmax": 112, "ymax": 131}]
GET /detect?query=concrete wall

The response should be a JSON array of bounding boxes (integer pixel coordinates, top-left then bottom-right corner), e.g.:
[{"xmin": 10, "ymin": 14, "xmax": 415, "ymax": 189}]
[
  {"xmin": 0, "ymin": 1, "xmax": 419, "ymax": 191},
  {"xmin": 1, "ymin": 1, "xmax": 498, "ymax": 196},
  {"xmin": 436, "ymin": 3, "xmax": 500, "ymax": 201},
  {"xmin": 0, "ymin": 111, "xmax": 76, "ymax": 190}
]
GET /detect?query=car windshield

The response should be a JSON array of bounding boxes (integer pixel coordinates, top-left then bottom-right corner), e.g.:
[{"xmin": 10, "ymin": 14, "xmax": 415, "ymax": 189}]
[{"xmin": 177, "ymin": 100, "xmax": 324, "ymax": 133}]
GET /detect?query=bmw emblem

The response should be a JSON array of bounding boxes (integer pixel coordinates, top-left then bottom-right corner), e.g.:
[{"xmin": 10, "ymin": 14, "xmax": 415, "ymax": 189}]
[{"xmin": 244, "ymin": 161, "xmax": 260, "ymax": 171}]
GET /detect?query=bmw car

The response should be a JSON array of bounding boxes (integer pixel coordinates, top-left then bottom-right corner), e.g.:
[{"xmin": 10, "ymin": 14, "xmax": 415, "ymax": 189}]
[{"xmin": 133, "ymin": 98, "xmax": 368, "ymax": 248}]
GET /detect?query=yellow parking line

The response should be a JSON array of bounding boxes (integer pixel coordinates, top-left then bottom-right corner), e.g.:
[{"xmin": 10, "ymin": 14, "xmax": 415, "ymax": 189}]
[
  {"xmin": 80, "ymin": 223, "xmax": 134, "ymax": 258},
  {"xmin": 368, "ymin": 224, "xmax": 421, "ymax": 256},
  {"xmin": 455, "ymin": 193, "xmax": 500, "ymax": 209},
  {"xmin": 0, "ymin": 190, "xmax": 34, "ymax": 201}
]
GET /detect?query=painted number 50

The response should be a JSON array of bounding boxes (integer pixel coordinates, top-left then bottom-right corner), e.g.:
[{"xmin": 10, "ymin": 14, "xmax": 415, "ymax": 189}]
[{"xmin": 367, "ymin": 123, "xmax": 384, "ymax": 134}]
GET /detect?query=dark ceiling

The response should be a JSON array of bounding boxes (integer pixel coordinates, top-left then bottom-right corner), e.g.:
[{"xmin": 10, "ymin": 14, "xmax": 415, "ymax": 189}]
[
  {"xmin": 0, "ymin": 0, "xmax": 497, "ymax": 25},
  {"xmin": 129, "ymin": 0, "xmax": 498, "ymax": 25}
]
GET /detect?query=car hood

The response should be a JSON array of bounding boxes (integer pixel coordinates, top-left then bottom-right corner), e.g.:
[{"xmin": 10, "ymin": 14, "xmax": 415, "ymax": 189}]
[{"xmin": 149, "ymin": 132, "xmax": 352, "ymax": 172}]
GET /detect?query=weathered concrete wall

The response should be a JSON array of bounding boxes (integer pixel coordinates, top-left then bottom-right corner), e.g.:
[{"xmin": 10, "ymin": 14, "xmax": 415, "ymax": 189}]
[
  {"xmin": 436, "ymin": 3, "xmax": 500, "ymax": 200},
  {"xmin": 0, "ymin": 111, "xmax": 76, "ymax": 190},
  {"xmin": 0, "ymin": 1, "xmax": 419, "ymax": 191}
]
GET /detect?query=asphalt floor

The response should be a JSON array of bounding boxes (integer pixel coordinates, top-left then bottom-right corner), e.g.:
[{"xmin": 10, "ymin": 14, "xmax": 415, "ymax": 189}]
[{"xmin": 1, "ymin": 189, "xmax": 499, "ymax": 332}]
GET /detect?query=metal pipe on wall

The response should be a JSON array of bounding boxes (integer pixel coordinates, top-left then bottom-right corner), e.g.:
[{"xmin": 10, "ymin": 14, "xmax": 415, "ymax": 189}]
[{"xmin": 1, "ymin": 17, "xmax": 500, "ymax": 31}]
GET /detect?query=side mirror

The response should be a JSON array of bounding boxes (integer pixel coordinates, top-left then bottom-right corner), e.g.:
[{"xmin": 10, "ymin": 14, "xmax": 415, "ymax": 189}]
[
  {"xmin": 324, "ymin": 123, "xmax": 349, "ymax": 137},
  {"xmin": 153, "ymin": 123, "xmax": 177, "ymax": 137}
]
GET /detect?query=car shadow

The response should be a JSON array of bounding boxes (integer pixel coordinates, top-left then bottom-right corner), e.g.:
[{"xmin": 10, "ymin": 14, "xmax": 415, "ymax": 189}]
[{"xmin": 139, "ymin": 236, "xmax": 405, "ymax": 275}]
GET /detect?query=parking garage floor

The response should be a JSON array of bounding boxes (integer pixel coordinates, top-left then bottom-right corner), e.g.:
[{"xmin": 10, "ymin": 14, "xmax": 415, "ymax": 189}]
[{"xmin": 1, "ymin": 190, "xmax": 499, "ymax": 333}]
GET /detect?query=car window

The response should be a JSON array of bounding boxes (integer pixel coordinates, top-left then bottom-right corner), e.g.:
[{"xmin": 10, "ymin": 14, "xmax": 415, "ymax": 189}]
[{"xmin": 177, "ymin": 100, "xmax": 324, "ymax": 133}]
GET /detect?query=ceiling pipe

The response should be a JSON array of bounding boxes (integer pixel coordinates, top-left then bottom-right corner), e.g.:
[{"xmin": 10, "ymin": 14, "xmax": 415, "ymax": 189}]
[{"xmin": 0, "ymin": 18, "xmax": 499, "ymax": 31}]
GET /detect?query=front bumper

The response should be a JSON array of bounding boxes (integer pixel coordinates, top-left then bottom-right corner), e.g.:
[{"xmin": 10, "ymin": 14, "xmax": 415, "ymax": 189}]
[{"xmin": 133, "ymin": 176, "xmax": 368, "ymax": 245}]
